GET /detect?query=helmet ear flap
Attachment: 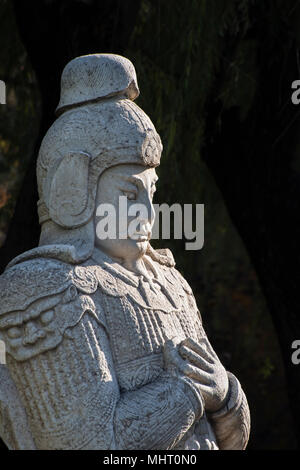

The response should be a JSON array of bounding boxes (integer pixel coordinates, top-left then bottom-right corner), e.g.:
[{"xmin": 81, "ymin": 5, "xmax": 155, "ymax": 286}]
[{"xmin": 49, "ymin": 151, "xmax": 93, "ymax": 228}]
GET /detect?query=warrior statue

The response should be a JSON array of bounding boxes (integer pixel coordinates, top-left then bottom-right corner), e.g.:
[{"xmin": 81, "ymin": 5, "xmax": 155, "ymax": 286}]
[{"xmin": 0, "ymin": 54, "xmax": 250, "ymax": 450}]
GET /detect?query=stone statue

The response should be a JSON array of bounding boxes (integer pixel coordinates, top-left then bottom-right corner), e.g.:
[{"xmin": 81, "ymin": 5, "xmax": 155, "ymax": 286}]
[{"xmin": 0, "ymin": 54, "xmax": 250, "ymax": 450}]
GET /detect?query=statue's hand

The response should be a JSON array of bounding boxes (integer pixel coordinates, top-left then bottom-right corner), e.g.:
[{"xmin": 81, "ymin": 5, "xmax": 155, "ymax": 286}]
[
  {"xmin": 178, "ymin": 337, "xmax": 229, "ymax": 413},
  {"xmin": 163, "ymin": 336, "xmax": 194, "ymax": 377}
]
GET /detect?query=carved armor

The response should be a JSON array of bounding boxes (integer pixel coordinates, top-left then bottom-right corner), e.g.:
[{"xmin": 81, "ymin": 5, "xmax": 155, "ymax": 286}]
[{"xmin": 0, "ymin": 246, "xmax": 250, "ymax": 450}]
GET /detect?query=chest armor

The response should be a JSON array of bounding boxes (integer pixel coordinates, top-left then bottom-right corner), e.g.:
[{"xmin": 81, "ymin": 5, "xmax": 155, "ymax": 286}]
[{"xmin": 92, "ymin": 260, "xmax": 205, "ymax": 392}]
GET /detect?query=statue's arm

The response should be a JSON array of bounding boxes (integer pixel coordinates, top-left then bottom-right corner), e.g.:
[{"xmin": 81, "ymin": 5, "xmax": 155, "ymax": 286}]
[
  {"xmin": 99, "ymin": 326, "xmax": 204, "ymax": 450},
  {"xmin": 0, "ymin": 365, "xmax": 36, "ymax": 449},
  {"xmin": 174, "ymin": 266, "xmax": 251, "ymax": 450},
  {"xmin": 180, "ymin": 334, "xmax": 250, "ymax": 449},
  {"xmin": 207, "ymin": 372, "xmax": 251, "ymax": 450},
  {"xmin": 113, "ymin": 373, "xmax": 203, "ymax": 450}
]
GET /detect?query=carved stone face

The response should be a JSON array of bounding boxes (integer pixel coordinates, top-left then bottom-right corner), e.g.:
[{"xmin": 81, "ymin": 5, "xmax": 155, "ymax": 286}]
[{"xmin": 94, "ymin": 164, "xmax": 158, "ymax": 263}]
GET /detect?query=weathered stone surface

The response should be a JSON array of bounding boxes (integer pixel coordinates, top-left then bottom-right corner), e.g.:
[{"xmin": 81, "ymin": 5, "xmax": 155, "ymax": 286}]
[{"xmin": 0, "ymin": 54, "xmax": 250, "ymax": 450}]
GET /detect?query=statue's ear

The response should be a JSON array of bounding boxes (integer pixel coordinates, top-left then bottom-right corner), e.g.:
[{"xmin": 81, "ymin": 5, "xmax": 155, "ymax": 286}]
[{"xmin": 49, "ymin": 151, "xmax": 92, "ymax": 228}]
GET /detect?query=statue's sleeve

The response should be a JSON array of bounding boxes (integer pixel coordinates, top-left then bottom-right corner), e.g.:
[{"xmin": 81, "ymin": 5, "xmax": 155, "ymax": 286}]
[
  {"xmin": 93, "ymin": 304, "xmax": 205, "ymax": 450},
  {"xmin": 113, "ymin": 372, "xmax": 204, "ymax": 449},
  {"xmin": 0, "ymin": 365, "xmax": 36, "ymax": 449},
  {"xmin": 207, "ymin": 372, "xmax": 251, "ymax": 450}
]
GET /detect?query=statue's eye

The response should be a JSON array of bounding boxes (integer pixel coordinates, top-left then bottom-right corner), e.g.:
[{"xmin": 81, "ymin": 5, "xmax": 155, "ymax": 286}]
[
  {"xmin": 40, "ymin": 310, "xmax": 54, "ymax": 325},
  {"xmin": 7, "ymin": 327, "xmax": 22, "ymax": 339},
  {"xmin": 122, "ymin": 190, "xmax": 136, "ymax": 201}
]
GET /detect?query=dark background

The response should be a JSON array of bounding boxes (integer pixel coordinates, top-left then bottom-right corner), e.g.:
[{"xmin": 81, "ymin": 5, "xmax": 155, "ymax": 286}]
[{"xmin": 0, "ymin": 0, "xmax": 300, "ymax": 450}]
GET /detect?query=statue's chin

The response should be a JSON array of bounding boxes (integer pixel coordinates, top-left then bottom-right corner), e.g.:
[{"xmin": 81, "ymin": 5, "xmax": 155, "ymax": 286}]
[{"xmin": 95, "ymin": 238, "xmax": 149, "ymax": 264}]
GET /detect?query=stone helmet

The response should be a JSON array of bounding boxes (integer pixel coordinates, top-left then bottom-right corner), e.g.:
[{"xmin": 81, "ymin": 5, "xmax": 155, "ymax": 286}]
[
  {"xmin": 37, "ymin": 53, "xmax": 163, "ymax": 230},
  {"xmin": 55, "ymin": 53, "xmax": 140, "ymax": 115}
]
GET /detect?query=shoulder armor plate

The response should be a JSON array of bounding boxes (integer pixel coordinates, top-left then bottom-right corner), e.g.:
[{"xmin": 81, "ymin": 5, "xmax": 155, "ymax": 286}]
[{"xmin": 0, "ymin": 258, "xmax": 104, "ymax": 361}]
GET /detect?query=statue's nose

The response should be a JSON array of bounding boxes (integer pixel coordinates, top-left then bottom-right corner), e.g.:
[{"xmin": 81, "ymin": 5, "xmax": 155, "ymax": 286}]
[{"xmin": 23, "ymin": 321, "xmax": 46, "ymax": 346}]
